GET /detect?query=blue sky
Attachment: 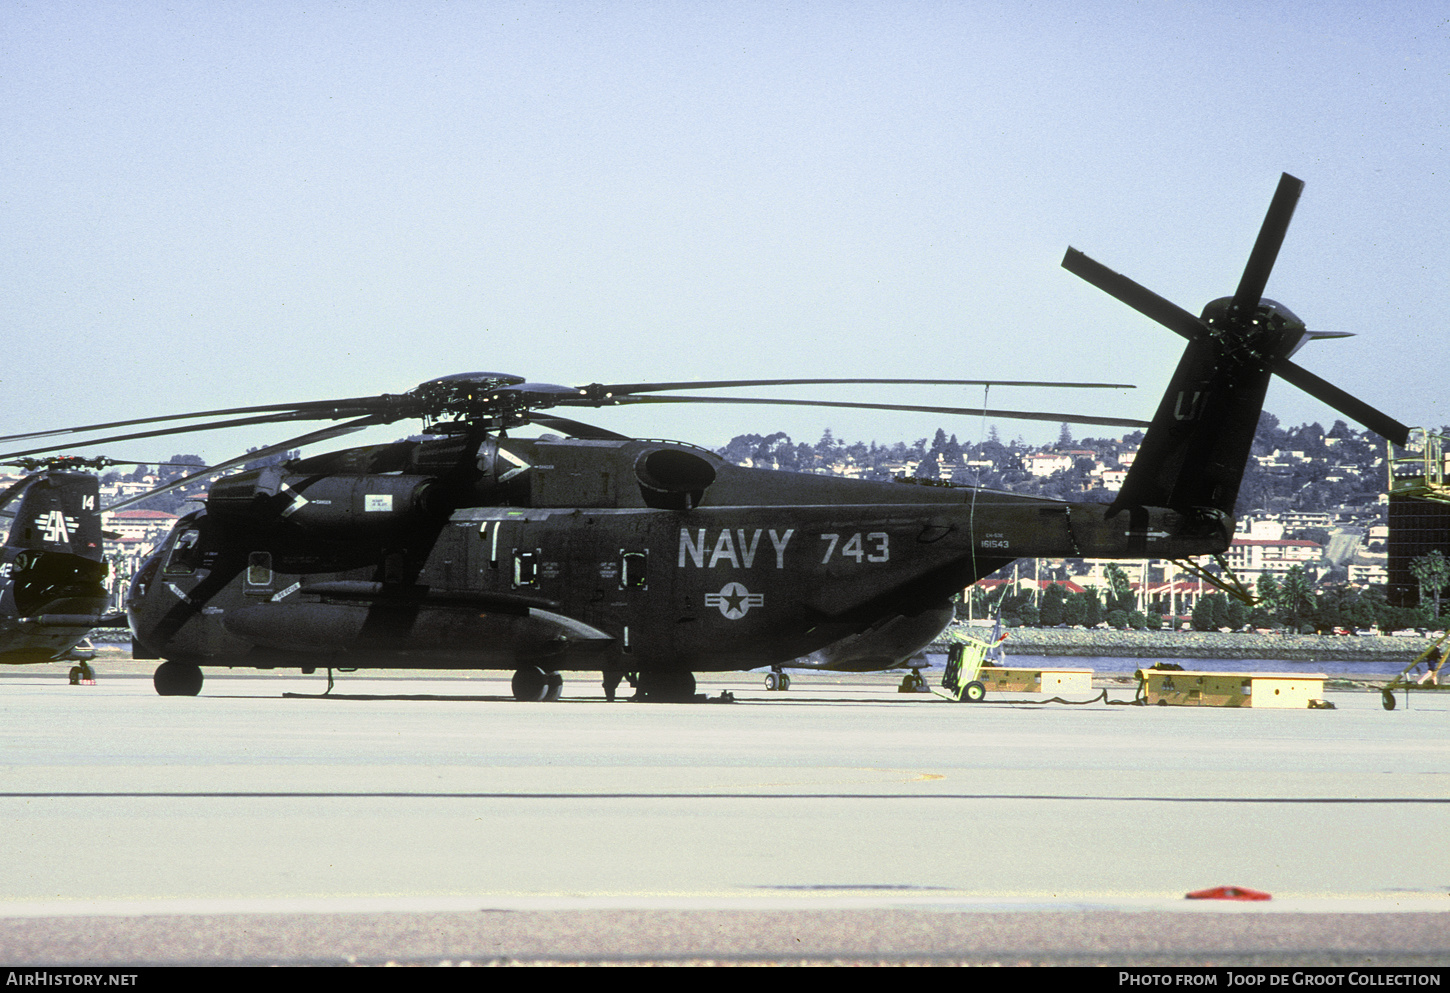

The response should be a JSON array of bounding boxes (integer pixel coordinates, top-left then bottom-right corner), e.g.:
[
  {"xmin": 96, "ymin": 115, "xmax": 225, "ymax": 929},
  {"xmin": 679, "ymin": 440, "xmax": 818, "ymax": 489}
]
[{"xmin": 3, "ymin": 1, "xmax": 1446, "ymax": 463}]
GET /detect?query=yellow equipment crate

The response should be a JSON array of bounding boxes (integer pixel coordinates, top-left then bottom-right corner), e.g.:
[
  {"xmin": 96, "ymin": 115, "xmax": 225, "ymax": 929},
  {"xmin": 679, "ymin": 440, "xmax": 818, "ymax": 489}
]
[
  {"xmin": 1135, "ymin": 669, "xmax": 1327, "ymax": 708},
  {"xmin": 976, "ymin": 667, "xmax": 1094, "ymax": 694}
]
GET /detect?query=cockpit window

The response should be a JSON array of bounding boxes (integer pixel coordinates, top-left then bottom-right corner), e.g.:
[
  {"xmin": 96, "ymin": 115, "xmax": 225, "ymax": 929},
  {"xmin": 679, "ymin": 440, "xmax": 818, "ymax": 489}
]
[{"xmin": 163, "ymin": 529, "xmax": 203, "ymax": 575}]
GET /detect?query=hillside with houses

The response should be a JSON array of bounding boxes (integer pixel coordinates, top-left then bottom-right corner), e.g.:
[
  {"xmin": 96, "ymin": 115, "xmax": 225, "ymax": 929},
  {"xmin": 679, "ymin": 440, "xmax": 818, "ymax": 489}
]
[{"xmin": 718, "ymin": 412, "xmax": 1432, "ymax": 632}]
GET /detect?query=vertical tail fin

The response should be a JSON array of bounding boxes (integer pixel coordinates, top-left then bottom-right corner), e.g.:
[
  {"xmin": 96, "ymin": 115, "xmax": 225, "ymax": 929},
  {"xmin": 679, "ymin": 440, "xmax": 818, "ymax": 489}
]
[
  {"xmin": 3, "ymin": 471, "xmax": 104, "ymax": 560},
  {"xmin": 1063, "ymin": 173, "xmax": 1408, "ymax": 518},
  {"xmin": 1, "ymin": 471, "xmax": 108, "ymax": 619},
  {"xmin": 1111, "ymin": 308, "xmax": 1279, "ymax": 515}
]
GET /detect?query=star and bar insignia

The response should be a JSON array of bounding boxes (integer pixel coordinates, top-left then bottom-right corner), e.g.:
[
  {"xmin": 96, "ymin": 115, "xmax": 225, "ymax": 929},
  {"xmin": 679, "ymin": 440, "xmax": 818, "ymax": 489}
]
[{"xmin": 705, "ymin": 582, "xmax": 764, "ymax": 619}]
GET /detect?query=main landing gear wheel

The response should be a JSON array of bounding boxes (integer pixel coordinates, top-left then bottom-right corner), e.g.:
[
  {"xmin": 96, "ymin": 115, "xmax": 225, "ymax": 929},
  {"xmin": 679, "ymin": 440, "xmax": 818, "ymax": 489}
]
[
  {"xmin": 512, "ymin": 666, "xmax": 564, "ymax": 701},
  {"xmin": 962, "ymin": 680, "xmax": 986, "ymax": 703},
  {"xmin": 764, "ymin": 671, "xmax": 790, "ymax": 691},
  {"xmin": 153, "ymin": 661, "xmax": 203, "ymax": 696},
  {"xmin": 637, "ymin": 671, "xmax": 696, "ymax": 702}
]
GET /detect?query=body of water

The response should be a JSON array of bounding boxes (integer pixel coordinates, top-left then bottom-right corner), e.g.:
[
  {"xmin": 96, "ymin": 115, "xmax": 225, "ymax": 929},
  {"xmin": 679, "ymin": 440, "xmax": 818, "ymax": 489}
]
[{"xmin": 925, "ymin": 652, "xmax": 1427, "ymax": 679}]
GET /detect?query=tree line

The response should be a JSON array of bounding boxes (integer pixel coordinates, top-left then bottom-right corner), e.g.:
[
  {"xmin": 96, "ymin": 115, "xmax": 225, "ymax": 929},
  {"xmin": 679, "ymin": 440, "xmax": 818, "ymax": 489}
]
[{"xmin": 965, "ymin": 559, "xmax": 1446, "ymax": 634}]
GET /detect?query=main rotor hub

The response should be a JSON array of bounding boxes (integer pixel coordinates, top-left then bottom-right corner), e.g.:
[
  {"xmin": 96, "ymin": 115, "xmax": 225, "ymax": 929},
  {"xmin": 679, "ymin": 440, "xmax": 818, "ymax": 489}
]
[
  {"xmin": 408, "ymin": 372, "xmax": 529, "ymax": 420},
  {"xmin": 4, "ymin": 455, "xmax": 119, "ymax": 472}
]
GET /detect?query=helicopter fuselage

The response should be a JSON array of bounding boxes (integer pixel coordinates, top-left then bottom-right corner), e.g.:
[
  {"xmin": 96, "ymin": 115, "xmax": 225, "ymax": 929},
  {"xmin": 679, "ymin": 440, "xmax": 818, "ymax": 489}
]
[{"xmin": 126, "ymin": 434, "xmax": 1229, "ymax": 674}]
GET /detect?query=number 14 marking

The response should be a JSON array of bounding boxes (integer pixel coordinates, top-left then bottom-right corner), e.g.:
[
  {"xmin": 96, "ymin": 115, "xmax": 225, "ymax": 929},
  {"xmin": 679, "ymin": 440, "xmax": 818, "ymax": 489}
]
[{"xmin": 819, "ymin": 532, "xmax": 889, "ymax": 563}]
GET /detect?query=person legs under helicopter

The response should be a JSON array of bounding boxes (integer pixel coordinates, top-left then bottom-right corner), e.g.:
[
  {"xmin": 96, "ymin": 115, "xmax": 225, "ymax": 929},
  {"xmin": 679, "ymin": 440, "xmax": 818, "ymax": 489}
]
[{"xmin": 1417, "ymin": 646, "xmax": 1445, "ymax": 687}]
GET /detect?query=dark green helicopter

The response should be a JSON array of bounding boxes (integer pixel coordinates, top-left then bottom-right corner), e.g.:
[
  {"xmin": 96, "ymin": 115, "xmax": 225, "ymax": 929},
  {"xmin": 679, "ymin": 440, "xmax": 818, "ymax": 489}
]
[
  {"xmin": 0, "ymin": 174, "xmax": 1411, "ymax": 701},
  {"xmin": 0, "ymin": 457, "xmax": 127, "ymax": 678}
]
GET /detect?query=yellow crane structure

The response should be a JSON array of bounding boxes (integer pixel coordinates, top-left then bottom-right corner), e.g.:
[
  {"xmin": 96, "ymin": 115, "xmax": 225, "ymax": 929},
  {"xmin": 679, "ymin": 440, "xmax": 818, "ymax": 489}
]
[{"xmin": 1388, "ymin": 429, "xmax": 1450, "ymax": 504}]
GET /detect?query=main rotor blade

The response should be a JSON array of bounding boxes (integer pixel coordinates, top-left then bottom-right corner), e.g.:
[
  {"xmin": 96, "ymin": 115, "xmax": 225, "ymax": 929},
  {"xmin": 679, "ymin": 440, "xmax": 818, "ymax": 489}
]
[
  {"xmin": 1270, "ymin": 357, "xmax": 1410, "ymax": 446},
  {"xmin": 590, "ymin": 377, "xmax": 1135, "ymax": 396},
  {"xmin": 530, "ymin": 415, "xmax": 632, "ymax": 441},
  {"xmin": 596, "ymin": 394, "xmax": 1150, "ymax": 430},
  {"xmin": 1062, "ymin": 249, "xmax": 1209, "ymax": 341},
  {"xmin": 1231, "ymin": 173, "xmax": 1304, "ymax": 317},
  {"xmin": 103, "ymin": 415, "xmax": 389, "ymax": 512},
  {"xmin": 0, "ymin": 409, "xmax": 364, "ymax": 463},
  {"xmin": 0, "ymin": 394, "xmax": 397, "ymax": 449}
]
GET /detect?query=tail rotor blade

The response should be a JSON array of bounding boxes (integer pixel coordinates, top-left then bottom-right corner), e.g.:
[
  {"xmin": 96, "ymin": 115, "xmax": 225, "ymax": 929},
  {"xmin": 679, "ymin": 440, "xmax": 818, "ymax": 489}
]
[
  {"xmin": 1062, "ymin": 249, "xmax": 1208, "ymax": 341},
  {"xmin": 1231, "ymin": 173, "xmax": 1304, "ymax": 315},
  {"xmin": 1272, "ymin": 356, "xmax": 1409, "ymax": 446}
]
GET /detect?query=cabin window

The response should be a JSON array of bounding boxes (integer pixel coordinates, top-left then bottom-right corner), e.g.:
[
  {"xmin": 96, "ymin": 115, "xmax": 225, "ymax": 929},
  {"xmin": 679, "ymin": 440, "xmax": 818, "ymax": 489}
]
[
  {"xmin": 512, "ymin": 549, "xmax": 539, "ymax": 588},
  {"xmin": 621, "ymin": 550, "xmax": 647, "ymax": 590},
  {"xmin": 246, "ymin": 551, "xmax": 273, "ymax": 589},
  {"xmin": 131, "ymin": 552, "xmax": 161, "ymax": 598},
  {"xmin": 163, "ymin": 530, "xmax": 202, "ymax": 575}
]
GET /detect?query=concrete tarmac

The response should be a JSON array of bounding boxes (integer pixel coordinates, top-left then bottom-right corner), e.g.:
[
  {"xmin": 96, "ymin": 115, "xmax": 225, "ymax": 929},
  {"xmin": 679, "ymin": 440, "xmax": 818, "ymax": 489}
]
[{"xmin": 0, "ymin": 663, "xmax": 1446, "ymax": 965}]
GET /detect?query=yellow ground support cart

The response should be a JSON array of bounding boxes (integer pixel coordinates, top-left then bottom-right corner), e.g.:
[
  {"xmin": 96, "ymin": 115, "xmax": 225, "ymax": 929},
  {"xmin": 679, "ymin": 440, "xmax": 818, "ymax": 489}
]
[{"xmin": 933, "ymin": 639, "xmax": 989, "ymax": 702}]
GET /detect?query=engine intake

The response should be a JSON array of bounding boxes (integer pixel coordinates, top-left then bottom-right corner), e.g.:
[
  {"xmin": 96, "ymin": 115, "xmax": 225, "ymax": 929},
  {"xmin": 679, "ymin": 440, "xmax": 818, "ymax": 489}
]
[
  {"xmin": 208, "ymin": 468, "xmax": 441, "ymax": 533},
  {"xmin": 634, "ymin": 448, "xmax": 716, "ymax": 510}
]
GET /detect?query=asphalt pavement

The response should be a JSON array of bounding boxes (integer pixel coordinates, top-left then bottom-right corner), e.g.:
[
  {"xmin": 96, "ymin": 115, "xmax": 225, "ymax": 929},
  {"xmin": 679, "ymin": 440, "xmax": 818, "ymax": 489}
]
[{"xmin": 0, "ymin": 662, "xmax": 1446, "ymax": 965}]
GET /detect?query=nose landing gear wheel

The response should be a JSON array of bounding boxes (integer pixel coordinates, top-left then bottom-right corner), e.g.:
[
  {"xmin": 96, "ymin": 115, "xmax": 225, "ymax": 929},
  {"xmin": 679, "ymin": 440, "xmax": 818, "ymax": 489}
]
[
  {"xmin": 512, "ymin": 666, "xmax": 547, "ymax": 701},
  {"xmin": 153, "ymin": 661, "xmax": 203, "ymax": 696}
]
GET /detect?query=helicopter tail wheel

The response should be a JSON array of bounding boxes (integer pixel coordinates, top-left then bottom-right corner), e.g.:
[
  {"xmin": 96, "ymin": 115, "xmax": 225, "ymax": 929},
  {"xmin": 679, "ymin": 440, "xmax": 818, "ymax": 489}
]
[
  {"xmin": 962, "ymin": 680, "xmax": 986, "ymax": 703},
  {"xmin": 511, "ymin": 666, "xmax": 550, "ymax": 702},
  {"xmin": 153, "ymin": 661, "xmax": 203, "ymax": 697}
]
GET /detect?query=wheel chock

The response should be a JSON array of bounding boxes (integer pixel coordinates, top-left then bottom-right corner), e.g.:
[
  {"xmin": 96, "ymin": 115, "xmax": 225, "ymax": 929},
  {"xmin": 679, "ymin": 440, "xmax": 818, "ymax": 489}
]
[{"xmin": 1185, "ymin": 885, "xmax": 1271, "ymax": 901}]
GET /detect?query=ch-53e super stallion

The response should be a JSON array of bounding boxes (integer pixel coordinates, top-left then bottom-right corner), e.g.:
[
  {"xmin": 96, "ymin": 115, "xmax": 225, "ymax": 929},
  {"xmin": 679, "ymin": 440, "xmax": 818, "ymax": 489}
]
[{"xmin": 0, "ymin": 174, "xmax": 1411, "ymax": 701}]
